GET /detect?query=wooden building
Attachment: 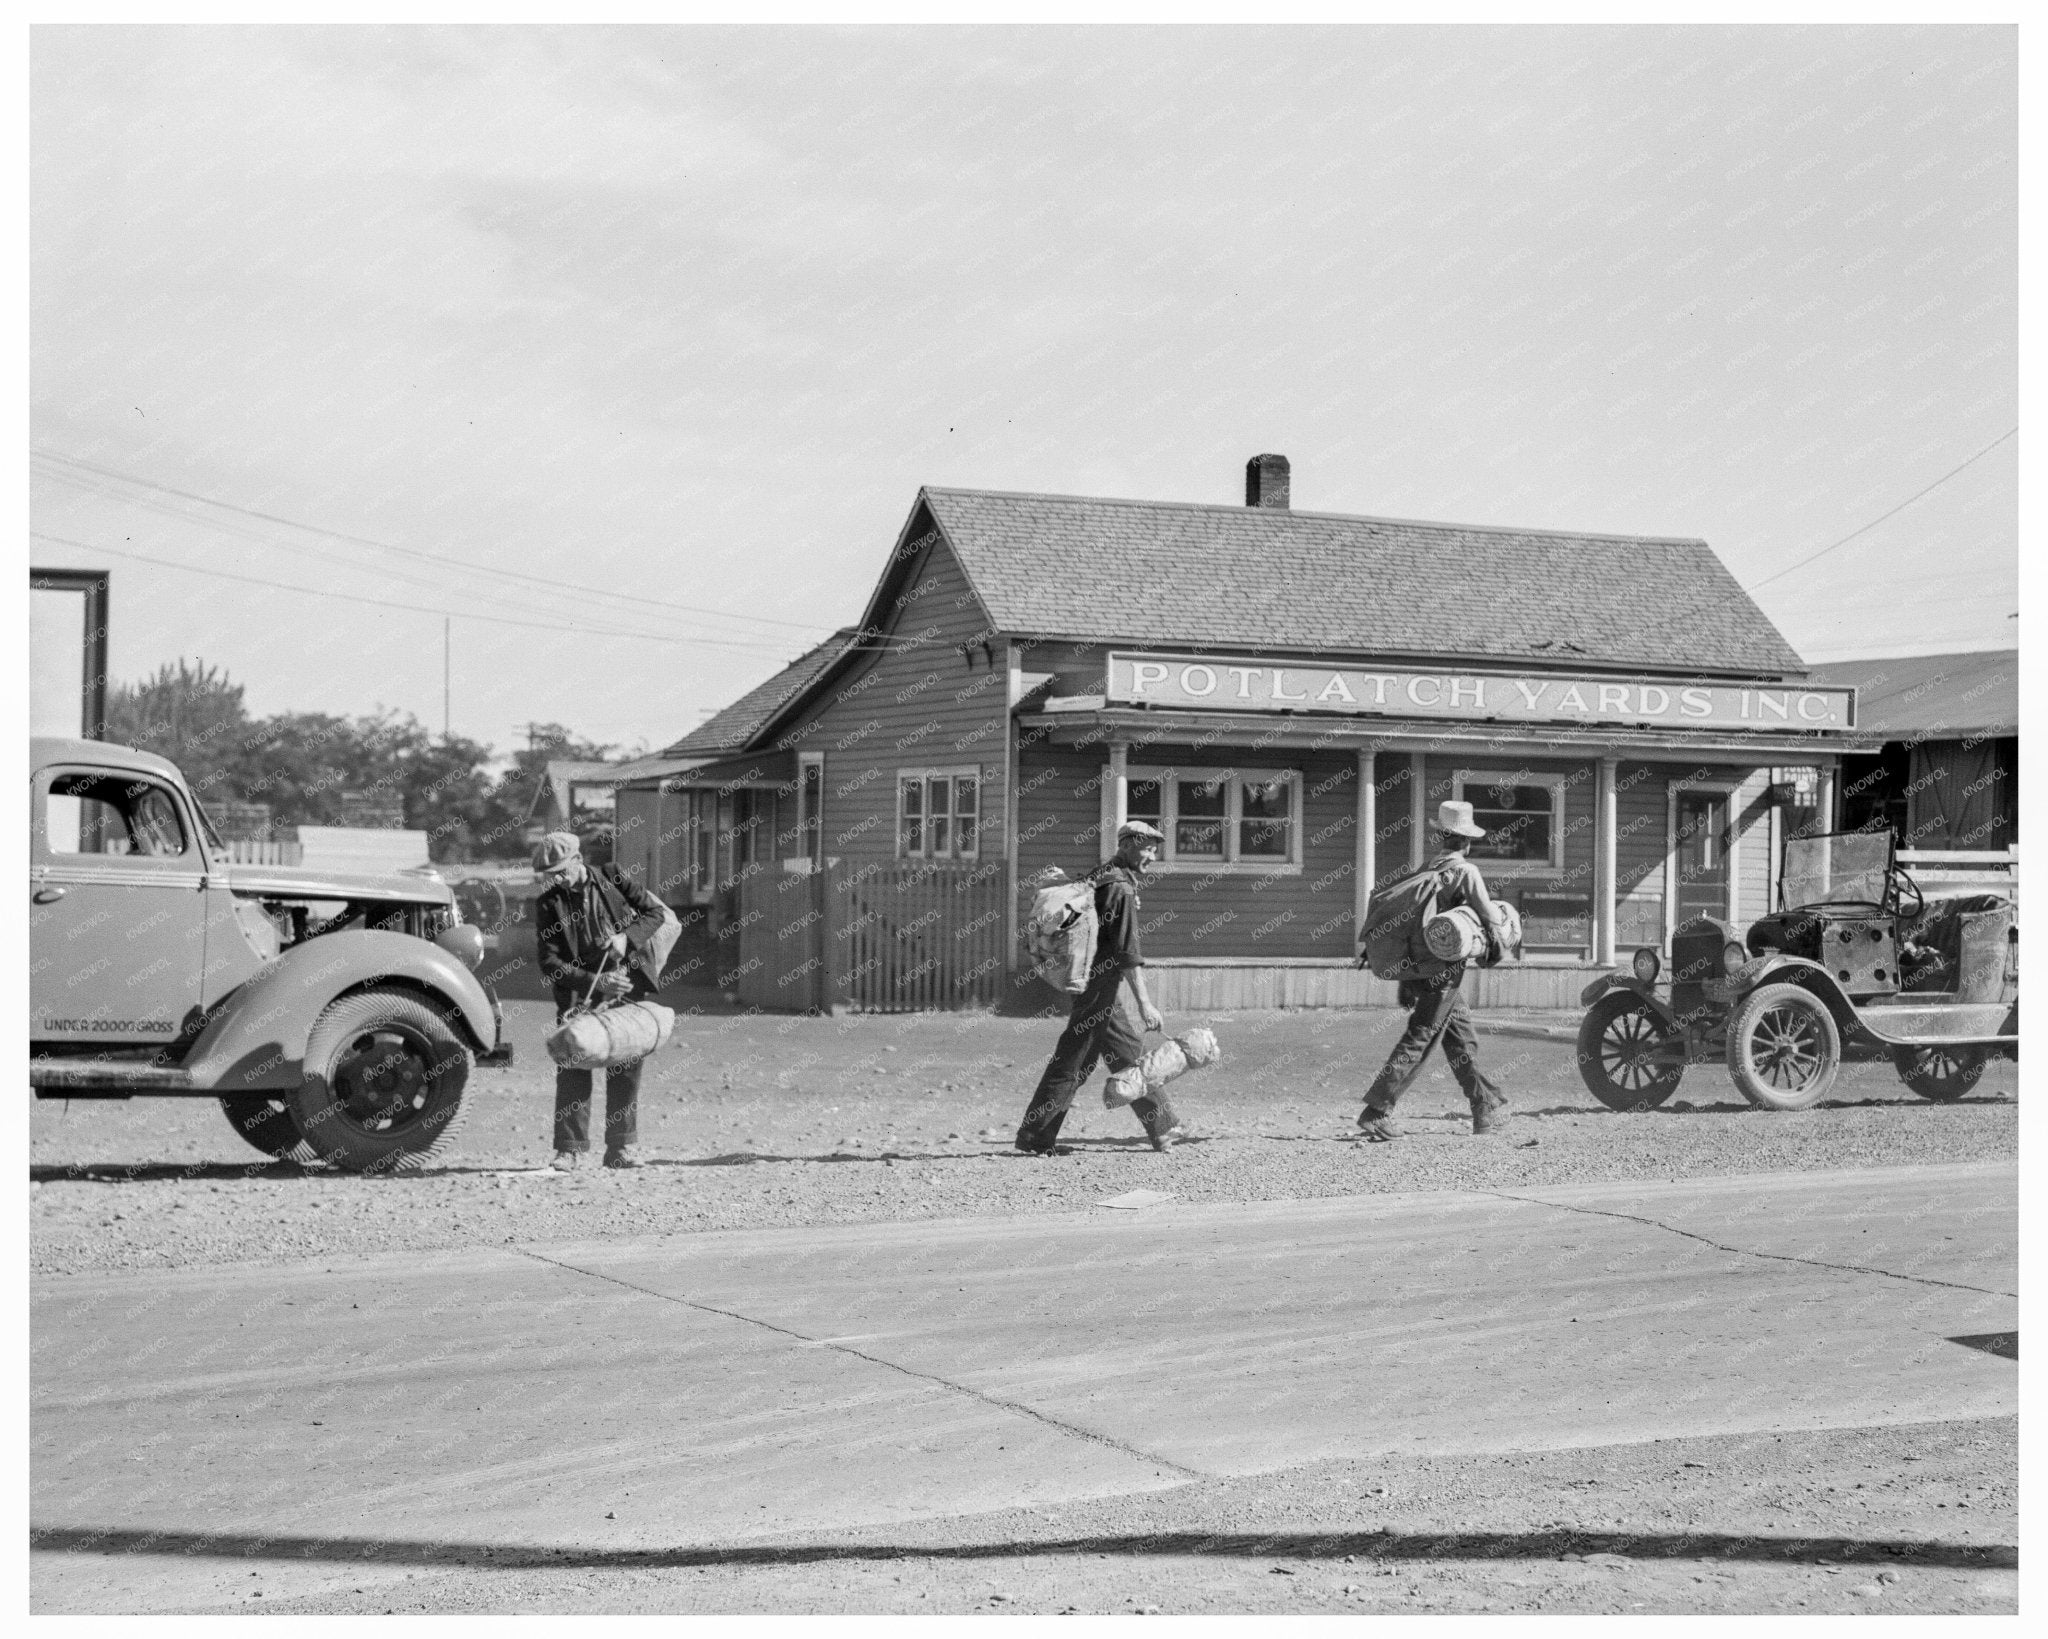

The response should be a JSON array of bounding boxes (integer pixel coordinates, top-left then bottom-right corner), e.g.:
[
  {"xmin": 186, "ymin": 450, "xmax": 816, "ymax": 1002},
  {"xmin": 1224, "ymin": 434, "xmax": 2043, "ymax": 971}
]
[
  {"xmin": 1810, "ymin": 649, "xmax": 2017, "ymax": 853},
  {"xmin": 615, "ymin": 457, "xmax": 1873, "ymax": 1009}
]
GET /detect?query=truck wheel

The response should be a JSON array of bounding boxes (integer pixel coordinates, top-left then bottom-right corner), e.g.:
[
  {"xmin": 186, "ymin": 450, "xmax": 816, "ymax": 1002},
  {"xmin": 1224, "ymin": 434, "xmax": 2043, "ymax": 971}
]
[
  {"xmin": 1892, "ymin": 1044, "xmax": 1987, "ymax": 1102},
  {"xmin": 288, "ymin": 989, "xmax": 471, "ymax": 1173},
  {"xmin": 1725, "ymin": 982, "xmax": 1840, "ymax": 1111},
  {"xmin": 218, "ymin": 1095, "xmax": 317, "ymax": 1163},
  {"xmin": 1576, "ymin": 992, "xmax": 1684, "ymax": 1111}
]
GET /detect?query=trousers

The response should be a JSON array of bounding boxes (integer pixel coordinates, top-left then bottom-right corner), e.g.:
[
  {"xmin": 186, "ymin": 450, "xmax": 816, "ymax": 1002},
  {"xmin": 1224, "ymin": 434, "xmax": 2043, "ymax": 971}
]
[
  {"xmin": 1017, "ymin": 980, "xmax": 1176, "ymax": 1149},
  {"xmin": 553, "ymin": 1059, "xmax": 642, "ymax": 1154},
  {"xmin": 1363, "ymin": 972, "xmax": 1504, "ymax": 1116}
]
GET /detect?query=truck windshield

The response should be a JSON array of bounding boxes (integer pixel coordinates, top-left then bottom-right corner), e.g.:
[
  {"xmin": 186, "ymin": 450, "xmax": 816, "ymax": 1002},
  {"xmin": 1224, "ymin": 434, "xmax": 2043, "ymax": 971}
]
[{"xmin": 1781, "ymin": 831, "xmax": 1892, "ymax": 910}]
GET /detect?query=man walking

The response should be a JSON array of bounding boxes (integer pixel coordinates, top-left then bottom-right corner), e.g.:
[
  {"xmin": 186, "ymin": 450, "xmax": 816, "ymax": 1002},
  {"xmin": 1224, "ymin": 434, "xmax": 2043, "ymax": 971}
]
[
  {"xmin": 1356, "ymin": 800, "xmax": 1511, "ymax": 1141},
  {"xmin": 532, "ymin": 831, "xmax": 669, "ymax": 1169},
  {"xmin": 1017, "ymin": 819, "xmax": 1184, "ymax": 1154}
]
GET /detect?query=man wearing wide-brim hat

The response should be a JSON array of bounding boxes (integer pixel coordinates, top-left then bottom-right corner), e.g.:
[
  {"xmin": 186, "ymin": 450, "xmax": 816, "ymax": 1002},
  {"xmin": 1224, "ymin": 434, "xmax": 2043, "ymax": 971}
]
[{"xmin": 1356, "ymin": 801, "xmax": 1511, "ymax": 1141}]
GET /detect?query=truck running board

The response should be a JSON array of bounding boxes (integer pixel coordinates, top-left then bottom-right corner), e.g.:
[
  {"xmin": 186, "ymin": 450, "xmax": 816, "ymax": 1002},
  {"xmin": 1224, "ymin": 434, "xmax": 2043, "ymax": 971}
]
[{"xmin": 31, "ymin": 1060, "xmax": 197, "ymax": 1094}]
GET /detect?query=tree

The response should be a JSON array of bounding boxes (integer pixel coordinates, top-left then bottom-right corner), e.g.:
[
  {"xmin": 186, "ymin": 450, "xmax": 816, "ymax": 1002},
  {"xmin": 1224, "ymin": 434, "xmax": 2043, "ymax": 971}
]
[{"xmin": 106, "ymin": 659, "xmax": 250, "ymax": 812}]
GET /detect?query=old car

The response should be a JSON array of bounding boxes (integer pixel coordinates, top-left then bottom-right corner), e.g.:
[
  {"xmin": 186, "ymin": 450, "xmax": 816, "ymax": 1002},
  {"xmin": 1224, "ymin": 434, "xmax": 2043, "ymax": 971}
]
[
  {"xmin": 1576, "ymin": 829, "xmax": 2017, "ymax": 1112},
  {"xmin": 30, "ymin": 736, "xmax": 504, "ymax": 1171}
]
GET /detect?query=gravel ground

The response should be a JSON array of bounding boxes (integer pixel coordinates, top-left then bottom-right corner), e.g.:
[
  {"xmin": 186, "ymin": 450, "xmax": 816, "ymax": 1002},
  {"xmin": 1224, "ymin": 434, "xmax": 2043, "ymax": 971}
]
[
  {"xmin": 191, "ymin": 1415, "xmax": 2017, "ymax": 1616},
  {"xmin": 30, "ymin": 996, "xmax": 2018, "ymax": 1276}
]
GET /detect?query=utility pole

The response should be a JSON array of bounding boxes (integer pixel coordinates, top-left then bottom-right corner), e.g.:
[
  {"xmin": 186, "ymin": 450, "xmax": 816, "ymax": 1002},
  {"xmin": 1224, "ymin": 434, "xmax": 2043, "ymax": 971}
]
[{"xmin": 443, "ymin": 617, "xmax": 450, "ymax": 739}]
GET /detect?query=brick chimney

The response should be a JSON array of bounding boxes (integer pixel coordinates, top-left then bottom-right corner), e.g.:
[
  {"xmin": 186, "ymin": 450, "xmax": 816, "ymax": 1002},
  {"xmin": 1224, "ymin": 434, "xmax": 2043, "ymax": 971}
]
[{"xmin": 1245, "ymin": 453, "xmax": 1290, "ymax": 509}]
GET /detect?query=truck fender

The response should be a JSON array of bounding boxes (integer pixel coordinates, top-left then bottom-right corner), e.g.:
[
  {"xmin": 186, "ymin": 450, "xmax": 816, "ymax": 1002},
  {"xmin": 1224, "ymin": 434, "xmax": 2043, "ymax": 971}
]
[
  {"xmin": 1578, "ymin": 974, "xmax": 1672, "ymax": 1025},
  {"xmin": 1731, "ymin": 955, "xmax": 1860, "ymax": 1034},
  {"xmin": 181, "ymin": 931, "xmax": 498, "ymax": 1094}
]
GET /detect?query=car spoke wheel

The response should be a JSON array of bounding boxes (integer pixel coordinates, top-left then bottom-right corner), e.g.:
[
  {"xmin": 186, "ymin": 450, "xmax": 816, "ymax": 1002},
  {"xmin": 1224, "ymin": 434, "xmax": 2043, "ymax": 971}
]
[
  {"xmin": 289, "ymin": 988, "xmax": 471, "ymax": 1173},
  {"xmin": 1892, "ymin": 1043, "xmax": 1987, "ymax": 1102},
  {"xmin": 1725, "ymin": 982, "xmax": 1841, "ymax": 1111},
  {"xmin": 218, "ymin": 1095, "xmax": 317, "ymax": 1163},
  {"xmin": 1576, "ymin": 992, "xmax": 1685, "ymax": 1111}
]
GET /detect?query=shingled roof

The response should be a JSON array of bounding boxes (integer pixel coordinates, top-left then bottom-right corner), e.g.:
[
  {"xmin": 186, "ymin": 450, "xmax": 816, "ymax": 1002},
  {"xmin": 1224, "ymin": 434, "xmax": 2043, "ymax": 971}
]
[
  {"xmin": 920, "ymin": 488, "xmax": 1806, "ymax": 678},
  {"xmin": 659, "ymin": 629, "xmax": 857, "ymax": 757},
  {"xmin": 1807, "ymin": 648, "xmax": 2017, "ymax": 738}
]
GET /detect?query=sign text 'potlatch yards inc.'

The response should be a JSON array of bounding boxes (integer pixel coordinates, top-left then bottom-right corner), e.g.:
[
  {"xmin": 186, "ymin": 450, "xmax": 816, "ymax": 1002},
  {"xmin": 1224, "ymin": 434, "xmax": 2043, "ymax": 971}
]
[{"xmin": 1105, "ymin": 653, "xmax": 1857, "ymax": 733}]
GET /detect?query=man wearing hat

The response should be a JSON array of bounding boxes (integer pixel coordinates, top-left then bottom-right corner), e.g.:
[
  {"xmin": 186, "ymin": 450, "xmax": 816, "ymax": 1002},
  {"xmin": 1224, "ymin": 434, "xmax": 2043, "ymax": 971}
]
[
  {"xmin": 1016, "ymin": 818, "xmax": 1185, "ymax": 1154},
  {"xmin": 532, "ymin": 831, "xmax": 669, "ymax": 1169},
  {"xmin": 1356, "ymin": 800, "xmax": 1511, "ymax": 1141}
]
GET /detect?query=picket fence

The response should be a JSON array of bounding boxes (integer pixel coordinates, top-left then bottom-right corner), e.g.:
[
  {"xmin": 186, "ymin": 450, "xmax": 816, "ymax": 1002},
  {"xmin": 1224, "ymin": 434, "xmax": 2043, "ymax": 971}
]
[{"xmin": 734, "ymin": 860, "xmax": 1009, "ymax": 1013}]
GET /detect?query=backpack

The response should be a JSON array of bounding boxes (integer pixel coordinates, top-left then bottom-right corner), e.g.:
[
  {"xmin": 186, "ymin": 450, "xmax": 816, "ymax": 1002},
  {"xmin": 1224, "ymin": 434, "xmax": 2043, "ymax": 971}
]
[
  {"xmin": 1023, "ymin": 868, "xmax": 1102, "ymax": 993},
  {"xmin": 1358, "ymin": 863, "xmax": 1456, "ymax": 982}
]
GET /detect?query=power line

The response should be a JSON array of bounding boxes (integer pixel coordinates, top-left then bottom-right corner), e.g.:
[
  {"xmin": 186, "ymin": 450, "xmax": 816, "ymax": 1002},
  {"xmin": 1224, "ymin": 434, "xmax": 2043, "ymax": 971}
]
[
  {"xmin": 1748, "ymin": 426, "xmax": 2017, "ymax": 591},
  {"xmin": 31, "ymin": 447, "xmax": 839, "ymax": 639},
  {"xmin": 28, "ymin": 530, "xmax": 828, "ymax": 652}
]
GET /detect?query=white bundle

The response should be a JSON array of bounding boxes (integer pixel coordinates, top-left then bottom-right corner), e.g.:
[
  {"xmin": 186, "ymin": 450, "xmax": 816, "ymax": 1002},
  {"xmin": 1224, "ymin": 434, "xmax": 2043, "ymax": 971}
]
[
  {"xmin": 1103, "ymin": 1027, "xmax": 1222, "ymax": 1107},
  {"xmin": 545, "ymin": 1000, "xmax": 676, "ymax": 1069},
  {"xmin": 1422, "ymin": 901, "xmax": 1523, "ymax": 965}
]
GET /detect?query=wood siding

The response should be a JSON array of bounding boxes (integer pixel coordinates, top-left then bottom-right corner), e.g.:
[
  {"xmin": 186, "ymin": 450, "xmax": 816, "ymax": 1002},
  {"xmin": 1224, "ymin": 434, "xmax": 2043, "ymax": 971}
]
[
  {"xmin": 1014, "ymin": 740, "xmax": 1361, "ymax": 961},
  {"xmin": 769, "ymin": 521, "xmax": 1009, "ymax": 874}
]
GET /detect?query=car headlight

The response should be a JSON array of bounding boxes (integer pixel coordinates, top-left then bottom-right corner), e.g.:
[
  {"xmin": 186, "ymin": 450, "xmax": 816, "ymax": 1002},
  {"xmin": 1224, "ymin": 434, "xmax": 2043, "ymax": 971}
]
[
  {"xmin": 1722, "ymin": 941, "xmax": 1748, "ymax": 977},
  {"xmin": 1632, "ymin": 947, "xmax": 1661, "ymax": 983},
  {"xmin": 436, "ymin": 923, "xmax": 487, "ymax": 972}
]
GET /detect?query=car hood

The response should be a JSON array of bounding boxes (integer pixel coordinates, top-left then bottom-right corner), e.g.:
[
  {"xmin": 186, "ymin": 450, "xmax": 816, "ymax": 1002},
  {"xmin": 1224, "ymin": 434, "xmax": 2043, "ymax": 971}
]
[{"xmin": 222, "ymin": 860, "xmax": 452, "ymax": 905}]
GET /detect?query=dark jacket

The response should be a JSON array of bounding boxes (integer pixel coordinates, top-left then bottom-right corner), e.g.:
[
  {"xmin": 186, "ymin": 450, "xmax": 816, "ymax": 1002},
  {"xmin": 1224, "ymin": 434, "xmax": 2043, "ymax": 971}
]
[
  {"xmin": 1081, "ymin": 860, "xmax": 1144, "ymax": 991},
  {"xmin": 536, "ymin": 862, "xmax": 668, "ymax": 1010}
]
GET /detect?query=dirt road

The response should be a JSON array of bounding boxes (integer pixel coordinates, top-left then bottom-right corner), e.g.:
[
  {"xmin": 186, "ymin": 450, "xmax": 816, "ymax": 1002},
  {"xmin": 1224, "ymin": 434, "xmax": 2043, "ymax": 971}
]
[{"xmin": 30, "ymin": 998, "xmax": 2019, "ymax": 1614}]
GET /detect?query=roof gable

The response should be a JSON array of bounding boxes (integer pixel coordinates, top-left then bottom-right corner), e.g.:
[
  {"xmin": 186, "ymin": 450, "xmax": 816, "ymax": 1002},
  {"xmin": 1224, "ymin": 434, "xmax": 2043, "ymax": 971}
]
[{"xmin": 921, "ymin": 488, "xmax": 1806, "ymax": 678}]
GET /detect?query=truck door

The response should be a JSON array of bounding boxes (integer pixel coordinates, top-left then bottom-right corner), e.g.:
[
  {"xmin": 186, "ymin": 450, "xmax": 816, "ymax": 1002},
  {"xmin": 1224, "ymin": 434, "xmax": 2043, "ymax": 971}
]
[{"xmin": 31, "ymin": 766, "xmax": 208, "ymax": 1046}]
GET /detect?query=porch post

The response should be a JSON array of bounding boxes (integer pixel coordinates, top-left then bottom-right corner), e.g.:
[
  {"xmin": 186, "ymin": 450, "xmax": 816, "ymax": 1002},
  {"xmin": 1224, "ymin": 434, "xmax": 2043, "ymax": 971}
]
[
  {"xmin": 1409, "ymin": 751, "xmax": 1427, "ymax": 869},
  {"xmin": 1596, "ymin": 757, "xmax": 1619, "ymax": 967},
  {"xmin": 1816, "ymin": 761, "xmax": 1837, "ymax": 834},
  {"xmin": 1354, "ymin": 747, "xmax": 1376, "ymax": 935},
  {"xmin": 1107, "ymin": 740, "xmax": 1129, "ymax": 860}
]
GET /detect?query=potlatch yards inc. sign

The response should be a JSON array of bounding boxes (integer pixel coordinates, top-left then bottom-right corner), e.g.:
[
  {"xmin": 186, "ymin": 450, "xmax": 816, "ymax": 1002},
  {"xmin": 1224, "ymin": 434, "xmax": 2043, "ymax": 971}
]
[{"xmin": 1105, "ymin": 653, "xmax": 1856, "ymax": 733}]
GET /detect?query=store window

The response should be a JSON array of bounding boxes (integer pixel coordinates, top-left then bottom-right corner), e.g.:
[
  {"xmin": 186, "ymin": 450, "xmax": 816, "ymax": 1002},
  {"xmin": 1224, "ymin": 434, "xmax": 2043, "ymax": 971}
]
[
  {"xmin": 897, "ymin": 768, "xmax": 981, "ymax": 860},
  {"xmin": 1122, "ymin": 767, "xmax": 1300, "ymax": 870},
  {"xmin": 1453, "ymin": 771, "xmax": 1566, "ymax": 871}
]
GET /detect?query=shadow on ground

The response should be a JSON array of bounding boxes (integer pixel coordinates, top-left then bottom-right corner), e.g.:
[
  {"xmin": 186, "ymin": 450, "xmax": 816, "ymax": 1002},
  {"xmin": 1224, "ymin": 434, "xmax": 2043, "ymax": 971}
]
[{"xmin": 29, "ymin": 1524, "xmax": 2018, "ymax": 1573}]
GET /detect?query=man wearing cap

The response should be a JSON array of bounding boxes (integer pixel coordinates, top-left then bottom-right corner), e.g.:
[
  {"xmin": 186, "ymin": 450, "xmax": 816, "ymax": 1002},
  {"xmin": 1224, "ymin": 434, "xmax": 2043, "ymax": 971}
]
[
  {"xmin": 532, "ymin": 831, "xmax": 669, "ymax": 1169},
  {"xmin": 1016, "ymin": 819, "xmax": 1184, "ymax": 1154},
  {"xmin": 1356, "ymin": 800, "xmax": 1511, "ymax": 1141}
]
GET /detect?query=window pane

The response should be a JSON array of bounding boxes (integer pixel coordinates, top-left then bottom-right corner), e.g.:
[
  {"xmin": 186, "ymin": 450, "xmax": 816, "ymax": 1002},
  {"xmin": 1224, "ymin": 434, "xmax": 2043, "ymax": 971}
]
[
  {"xmin": 133, "ymin": 788, "xmax": 188, "ymax": 856},
  {"xmin": 901, "ymin": 815, "xmax": 924, "ymax": 856},
  {"xmin": 957, "ymin": 812, "xmax": 978, "ymax": 856},
  {"xmin": 1239, "ymin": 778, "xmax": 1291, "ymax": 858},
  {"xmin": 1467, "ymin": 782, "xmax": 1555, "ymax": 864},
  {"xmin": 901, "ymin": 779, "xmax": 922, "ymax": 817},
  {"xmin": 1176, "ymin": 778, "xmax": 1226, "ymax": 858},
  {"xmin": 954, "ymin": 777, "xmax": 977, "ymax": 818},
  {"xmin": 1125, "ymin": 778, "xmax": 1162, "ymax": 820},
  {"xmin": 932, "ymin": 814, "xmax": 951, "ymax": 855}
]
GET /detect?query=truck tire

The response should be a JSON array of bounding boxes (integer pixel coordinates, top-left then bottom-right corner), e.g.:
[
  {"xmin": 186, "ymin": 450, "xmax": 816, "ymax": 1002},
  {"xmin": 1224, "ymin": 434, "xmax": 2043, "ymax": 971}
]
[
  {"xmin": 1725, "ymin": 982, "xmax": 1840, "ymax": 1111},
  {"xmin": 288, "ymin": 988, "xmax": 471, "ymax": 1173},
  {"xmin": 1576, "ymin": 991, "xmax": 1684, "ymax": 1111},
  {"xmin": 1892, "ymin": 1043, "xmax": 1987, "ymax": 1102},
  {"xmin": 218, "ymin": 1095, "xmax": 317, "ymax": 1163}
]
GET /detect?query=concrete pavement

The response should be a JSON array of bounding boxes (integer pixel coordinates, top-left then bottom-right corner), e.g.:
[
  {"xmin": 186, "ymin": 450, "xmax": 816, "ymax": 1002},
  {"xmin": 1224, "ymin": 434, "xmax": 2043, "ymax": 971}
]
[{"xmin": 32, "ymin": 1159, "xmax": 2016, "ymax": 1612}]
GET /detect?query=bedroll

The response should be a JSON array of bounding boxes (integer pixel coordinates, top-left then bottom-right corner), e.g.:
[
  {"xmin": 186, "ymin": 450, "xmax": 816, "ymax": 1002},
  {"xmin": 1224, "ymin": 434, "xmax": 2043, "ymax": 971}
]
[{"xmin": 1023, "ymin": 871, "xmax": 1099, "ymax": 993}]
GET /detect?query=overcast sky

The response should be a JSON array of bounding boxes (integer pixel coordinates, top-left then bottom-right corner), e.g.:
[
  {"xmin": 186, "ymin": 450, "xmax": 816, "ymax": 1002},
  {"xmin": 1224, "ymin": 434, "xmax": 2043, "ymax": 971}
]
[{"xmin": 30, "ymin": 24, "xmax": 2017, "ymax": 755}]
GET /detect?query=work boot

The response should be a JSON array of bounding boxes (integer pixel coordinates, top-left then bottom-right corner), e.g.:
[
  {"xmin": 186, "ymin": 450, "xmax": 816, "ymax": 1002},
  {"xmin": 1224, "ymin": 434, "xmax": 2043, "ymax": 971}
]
[
  {"xmin": 1355, "ymin": 1110, "xmax": 1397, "ymax": 1143},
  {"xmin": 602, "ymin": 1148, "xmax": 644, "ymax": 1170},
  {"xmin": 1469, "ymin": 1094, "xmax": 1511, "ymax": 1136},
  {"xmin": 551, "ymin": 1150, "xmax": 582, "ymax": 1171}
]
